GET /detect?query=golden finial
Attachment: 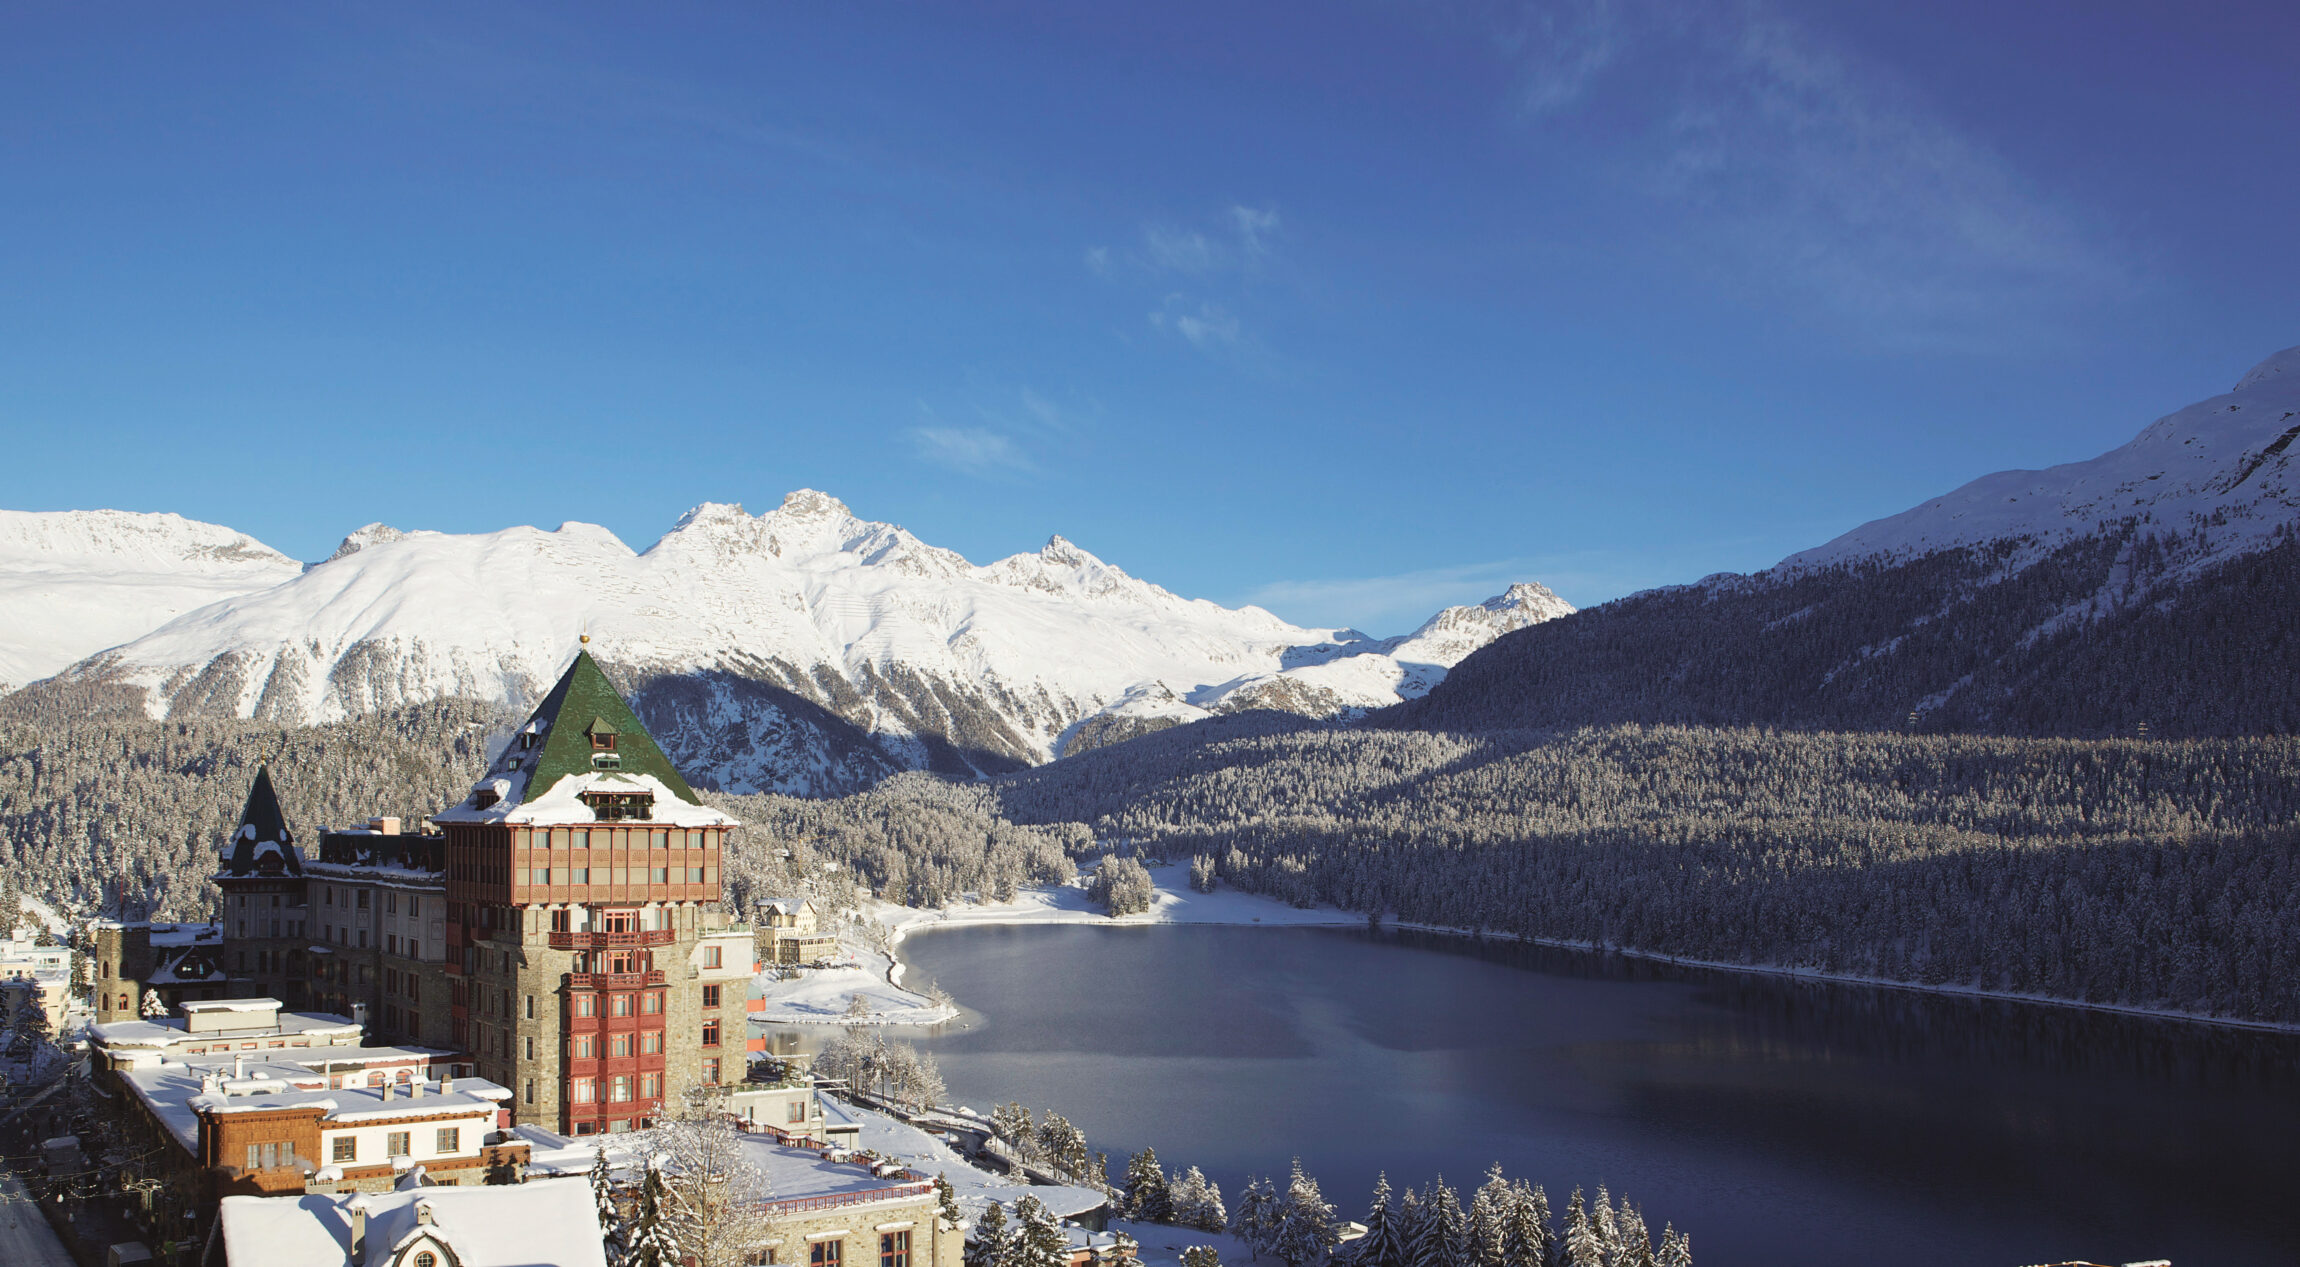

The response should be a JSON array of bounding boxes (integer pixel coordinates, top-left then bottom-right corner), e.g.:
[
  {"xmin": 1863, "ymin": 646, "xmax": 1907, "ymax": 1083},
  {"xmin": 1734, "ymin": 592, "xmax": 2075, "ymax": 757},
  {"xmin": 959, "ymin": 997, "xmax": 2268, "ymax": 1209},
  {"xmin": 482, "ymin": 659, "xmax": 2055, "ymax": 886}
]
[{"xmin": 579, "ymin": 633, "xmax": 590, "ymax": 644}]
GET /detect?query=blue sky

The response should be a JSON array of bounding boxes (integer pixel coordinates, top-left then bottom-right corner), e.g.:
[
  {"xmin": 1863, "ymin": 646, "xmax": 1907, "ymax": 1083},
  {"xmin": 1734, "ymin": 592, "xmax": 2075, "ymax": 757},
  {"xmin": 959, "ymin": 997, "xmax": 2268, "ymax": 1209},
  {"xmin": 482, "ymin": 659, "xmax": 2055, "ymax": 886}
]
[{"xmin": 3, "ymin": 2, "xmax": 2295, "ymax": 634}]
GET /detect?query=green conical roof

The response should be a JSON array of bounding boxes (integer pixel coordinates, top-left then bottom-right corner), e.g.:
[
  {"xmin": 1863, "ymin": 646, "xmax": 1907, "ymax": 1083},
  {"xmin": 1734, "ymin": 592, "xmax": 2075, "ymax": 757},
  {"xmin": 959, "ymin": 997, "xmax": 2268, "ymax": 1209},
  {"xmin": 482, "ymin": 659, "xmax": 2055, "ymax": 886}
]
[{"xmin": 517, "ymin": 650, "xmax": 703, "ymax": 806}]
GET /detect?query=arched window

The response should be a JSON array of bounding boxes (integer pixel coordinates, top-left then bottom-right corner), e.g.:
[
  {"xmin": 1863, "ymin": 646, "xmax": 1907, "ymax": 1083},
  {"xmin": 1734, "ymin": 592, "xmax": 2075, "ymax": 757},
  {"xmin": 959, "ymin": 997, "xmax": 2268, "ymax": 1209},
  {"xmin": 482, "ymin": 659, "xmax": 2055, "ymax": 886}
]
[{"xmin": 414, "ymin": 1253, "xmax": 438, "ymax": 1267}]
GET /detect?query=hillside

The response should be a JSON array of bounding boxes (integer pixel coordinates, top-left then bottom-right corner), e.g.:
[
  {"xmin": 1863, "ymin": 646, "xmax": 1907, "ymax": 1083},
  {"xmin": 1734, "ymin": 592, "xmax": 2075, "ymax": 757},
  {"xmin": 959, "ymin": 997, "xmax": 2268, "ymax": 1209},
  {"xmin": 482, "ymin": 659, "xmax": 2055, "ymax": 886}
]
[{"xmin": 1392, "ymin": 345, "xmax": 2300, "ymax": 738}]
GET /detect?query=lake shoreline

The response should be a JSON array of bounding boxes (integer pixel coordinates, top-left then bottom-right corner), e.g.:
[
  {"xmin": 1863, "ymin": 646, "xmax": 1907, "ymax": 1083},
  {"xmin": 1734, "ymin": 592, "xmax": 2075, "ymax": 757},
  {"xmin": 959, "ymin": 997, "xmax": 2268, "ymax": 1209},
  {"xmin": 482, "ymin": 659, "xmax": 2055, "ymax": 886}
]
[{"xmin": 864, "ymin": 862, "xmax": 2300, "ymax": 1038}]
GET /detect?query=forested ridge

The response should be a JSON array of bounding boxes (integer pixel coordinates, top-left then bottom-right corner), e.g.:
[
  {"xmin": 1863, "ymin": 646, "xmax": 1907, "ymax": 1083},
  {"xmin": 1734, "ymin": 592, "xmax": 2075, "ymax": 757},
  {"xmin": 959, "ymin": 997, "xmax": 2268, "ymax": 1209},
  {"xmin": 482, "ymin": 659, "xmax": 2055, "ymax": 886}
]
[
  {"xmin": 5, "ymin": 688, "xmax": 2294, "ymax": 1026},
  {"xmin": 1392, "ymin": 526, "xmax": 2300, "ymax": 738}
]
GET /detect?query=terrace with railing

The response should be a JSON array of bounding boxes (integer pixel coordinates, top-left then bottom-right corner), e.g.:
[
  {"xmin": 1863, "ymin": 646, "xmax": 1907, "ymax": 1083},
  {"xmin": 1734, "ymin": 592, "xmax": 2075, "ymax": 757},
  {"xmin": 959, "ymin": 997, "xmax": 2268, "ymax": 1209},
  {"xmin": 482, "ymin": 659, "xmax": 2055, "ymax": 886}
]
[{"xmin": 548, "ymin": 929, "xmax": 676, "ymax": 951}]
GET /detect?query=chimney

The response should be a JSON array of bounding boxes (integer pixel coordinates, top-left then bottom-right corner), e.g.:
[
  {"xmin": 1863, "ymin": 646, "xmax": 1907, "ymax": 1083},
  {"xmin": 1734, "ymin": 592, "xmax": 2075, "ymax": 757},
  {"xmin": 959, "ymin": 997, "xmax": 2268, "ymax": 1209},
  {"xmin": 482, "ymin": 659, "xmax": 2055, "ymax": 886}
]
[
  {"xmin": 381, "ymin": 1080, "xmax": 394, "ymax": 1101},
  {"xmin": 233, "ymin": 1055, "xmax": 244, "ymax": 1080},
  {"xmin": 348, "ymin": 1196, "xmax": 371, "ymax": 1265},
  {"xmin": 439, "ymin": 1077, "xmax": 454, "ymax": 1096}
]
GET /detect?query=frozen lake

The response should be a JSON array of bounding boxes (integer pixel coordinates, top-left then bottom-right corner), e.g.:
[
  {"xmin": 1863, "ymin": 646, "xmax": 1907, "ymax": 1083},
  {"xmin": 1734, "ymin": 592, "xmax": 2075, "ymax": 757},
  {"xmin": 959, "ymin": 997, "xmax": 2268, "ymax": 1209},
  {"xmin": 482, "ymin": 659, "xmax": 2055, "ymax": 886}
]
[{"xmin": 812, "ymin": 922, "xmax": 2300, "ymax": 1266}]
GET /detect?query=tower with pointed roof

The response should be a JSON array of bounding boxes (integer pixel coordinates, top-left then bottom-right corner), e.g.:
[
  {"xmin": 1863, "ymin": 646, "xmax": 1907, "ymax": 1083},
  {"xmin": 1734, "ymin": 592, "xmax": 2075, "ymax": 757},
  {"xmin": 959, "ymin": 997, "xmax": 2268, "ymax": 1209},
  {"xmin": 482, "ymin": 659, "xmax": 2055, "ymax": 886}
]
[
  {"xmin": 432, "ymin": 649, "xmax": 753, "ymax": 1135},
  {"xmin": 212, "ymin": 765, "xmax": 314, "ymax": 1009}
]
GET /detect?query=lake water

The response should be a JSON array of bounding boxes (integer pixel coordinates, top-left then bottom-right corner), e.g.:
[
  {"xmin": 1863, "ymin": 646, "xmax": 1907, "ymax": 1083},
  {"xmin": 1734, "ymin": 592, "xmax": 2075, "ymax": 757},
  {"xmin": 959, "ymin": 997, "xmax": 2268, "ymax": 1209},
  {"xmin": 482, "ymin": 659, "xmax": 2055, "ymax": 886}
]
[{"xmin": 781, "ymin": 923, "xmax": 2300, "ymax": 1266}]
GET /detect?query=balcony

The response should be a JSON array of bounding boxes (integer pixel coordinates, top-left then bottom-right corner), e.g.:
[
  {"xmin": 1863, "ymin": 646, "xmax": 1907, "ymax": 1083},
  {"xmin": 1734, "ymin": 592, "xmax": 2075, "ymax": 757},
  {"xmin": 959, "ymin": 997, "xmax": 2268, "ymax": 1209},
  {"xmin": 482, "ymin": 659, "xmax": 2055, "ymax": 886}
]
[
  {"xmin": 548, "ymin": 928, "xmax": 676, "ymax": 951},
  {"xmin": 564, "ymin": 970, "xmax": 666, "ymax": 990}
]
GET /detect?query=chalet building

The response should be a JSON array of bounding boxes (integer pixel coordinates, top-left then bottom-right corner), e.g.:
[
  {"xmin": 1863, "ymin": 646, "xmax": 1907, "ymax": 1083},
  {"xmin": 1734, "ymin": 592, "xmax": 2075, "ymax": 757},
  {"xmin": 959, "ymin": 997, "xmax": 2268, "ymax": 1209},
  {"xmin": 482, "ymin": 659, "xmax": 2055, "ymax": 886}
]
[
  {"xmin": 758, "ymin": 898, "xmax": 839, "ymax": 966},
  {"xmin": 427, "ymin": 647, "xmax": 755, "ymax": 1136}
]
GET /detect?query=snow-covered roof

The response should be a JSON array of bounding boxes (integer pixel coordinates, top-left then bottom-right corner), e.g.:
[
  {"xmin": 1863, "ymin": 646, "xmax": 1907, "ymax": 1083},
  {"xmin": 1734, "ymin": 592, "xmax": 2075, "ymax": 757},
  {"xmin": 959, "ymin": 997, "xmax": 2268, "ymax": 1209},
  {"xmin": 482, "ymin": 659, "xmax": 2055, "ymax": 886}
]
[
  {"xmin": 91, "ymin": 1008, "xmax": 360, "ymax": 1053},
  {"xmin": 219, "ymin": 1178, "xmax": 607, "ymax": 1267}
]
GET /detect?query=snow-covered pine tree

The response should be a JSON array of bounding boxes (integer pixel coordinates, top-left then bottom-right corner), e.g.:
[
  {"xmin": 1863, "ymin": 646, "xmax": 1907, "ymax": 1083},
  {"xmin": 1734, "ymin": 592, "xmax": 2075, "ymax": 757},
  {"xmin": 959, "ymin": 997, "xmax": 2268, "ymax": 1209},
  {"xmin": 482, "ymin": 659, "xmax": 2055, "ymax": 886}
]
[
  {"xmin": 1182, "ymin": 1247, "xmax": 1222, "ymax": 1267},
  {"xmin": 992, "ymin": 1103, "xmax": 1036, "ymax": 1159},
  {"xmin": 1338, "ymin": 1173, "xmax": 1400, "ymax": 1267},
  {"xmin": 1500, "ymin": 1183, "xmax": 1549, "ymax": 1267},
  {"xmin": 1422, "ymin": 1178, "xmax": 1467, "ymax": 1267},
  {"xmin": 1122, "ymin": 1147, "xmax": 1172, "ymax": 1222},
  {"xmin": 966, "ymin": 1201, "xmax": 1015, "ymax": 1267},
  {"xmin": 1560, "ymin": 1190, "xmax": 1602, "ymax": 1267},
  {"xmin": 1237, "ymin": 1176, "xmax": 1281, "ymax": 1260},
  {"xmin": 1467, "ymin": 1166, "xmax": 1510, "ymax": 1267},
  {"xmin": 1171, "ymin": 1166, "xmax": 1226, "ymax": 1233},
  {"xmin": 624, "ymin": 1159, "xmax": 685, "ymax": 1267},
  {"xmin": 937, "ymin": 1173, "xmax": 964, "ymax": 1230},
  {"xmin": 592, "ymin": 1147, "xmax": 625, "ymax": 1267},
  {"xmin": 1591, "ymin": 1187, "xmax": 1619, "ymax": 1263},
  {"xmin": 1612, "ymin": 1198, "xmax": 1654, "ymax": 1267},
  {"xmin": 1274, "ymin": 1158, "xmax": 1337, "ymax": 1267},
  {"xmin": 1013, "ymin": 1195, "xmax": 1070, "ymax": 1267},
  {"xmin": 140, "ymin": 988, "xmax": 167, "ymax": 1019},
  {"xmin": 1394, "ymin": 1188, "xmax": 1429, "ymax": 1267},
  {"xmin": 1655, "ymin": 1225, "xmax": 1693, "ymax": 1267}
]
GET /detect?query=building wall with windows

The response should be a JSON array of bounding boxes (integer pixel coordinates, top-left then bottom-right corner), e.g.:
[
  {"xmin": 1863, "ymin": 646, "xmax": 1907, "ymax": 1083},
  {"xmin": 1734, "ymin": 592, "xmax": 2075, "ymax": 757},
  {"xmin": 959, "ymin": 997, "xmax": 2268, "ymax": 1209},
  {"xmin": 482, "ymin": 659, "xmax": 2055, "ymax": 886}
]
[{"xmin": 753, "ymin": 1189, "xmax": 961, "ymax": 1267}]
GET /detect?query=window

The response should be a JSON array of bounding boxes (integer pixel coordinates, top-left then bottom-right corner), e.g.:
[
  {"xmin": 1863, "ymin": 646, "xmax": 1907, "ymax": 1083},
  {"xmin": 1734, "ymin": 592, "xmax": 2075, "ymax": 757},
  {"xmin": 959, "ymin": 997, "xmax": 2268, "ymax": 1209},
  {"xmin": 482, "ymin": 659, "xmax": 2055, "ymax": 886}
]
[
  {"xmin": 551, "ymin": 909, "xmax": 571, "ymax": 933},
  {"xmin": 533, "ymin": 868, "xmax": 551, "ymax": 885},
  {"xmin": 703, "ymin": 946, "xmax": 723, "ymax": 970},
  {"xmin": 409, "ymin": 896, "xmax": 420, "ymax": 917},
  {"xmin": 525, "ymin": 1079, "xmax": 536, "ymax": 1105},
  {"xmin": 812, "ymin": 1240, "xmax": 843, "ymax": 1267},
  {"xmin": 573, "ymin": 1078, "xmax": 596, "ymax": 1104},
  {"xmin": 611, "ymin": 1075, "xmax": 633, "ymax": 1102},
  {"xmin": 702, "ymin": 1057, "xmax": 721, "ymax": 1085},
  {"xmin": 702, "ymin": 1019, "xmax": 721, "ymax": 1048},
  {"xmin": 525, "ymin": 1036, "xmax": 535, "ymax": 1060},
  {"xmin": 610, "ymin": 1035, "xmax": 631, "ymax": 1058},
  {"xmin": 386, "ymin": 892, "xmax": 398, "ymax": 914},
  {"xmin": 641, "ymin": 1073, "xmax": 661, "ymax": 1099},
  {"xmin": 358, "ymin": 890, "xmax": 371, "ymax": 909},
  {"xmin": 651, "ymin": 868, "xmax": 668, "ymax": 884},
  {"xmin": 612, "ymin": 994, "xmax": 633, "ymax": 1017},
  {"xmin": 789, "ymin": 1099, "xmax": 808, "ymax": 1124},
  {"xmin": 525, "ymin": 994, "xmax": 535, "ymax": 1019},
  {"xmin": 573, "ymin": 995, "xmax": 597, "ymax": 1018},
  {"xmin": 566, "ymin": 867, "xmax": 588, "ymax": 885},
  {"xmin": 573, "ymin": 830, "xmax": 590, "ymax": 850},
  {"xmin": 574, "ymin": 1035, "xmax": 595, "ymax": 1058},
  {"xmin": 387, "ymin": 1131, "xmax": 412, "ymax": 1158},
  {"xmin": 333, "ymin": 1136, "xmax": 356, "ymax": 1163},
  {"xmin": 418, "ymin": 1253, "xmax": 439, "ymax": 1267},
  {"xmin": 436, "ymin": 1128, "xmax": 460, "ymax": 1154},
  {"xmin": 652, "ymin": 831, "xmax": 668, "ymax": 849},
  {"xmin": 642, "ymin": 991, "xmax": 663, "ymax": 1015},
  {"xmin": 688, "ymin": 867, "xmax": 706, "ymax": 883},
  {"xmin": 881, "ymin": 1231, "xmax": 910, "ymax": 1267},
  {"xmin": 702, "ymin": 984, "xmax": 722, "ymax": 1008},
  {"xmin": 641, "ymin": 1032, "xmax": 662, "ymax": 1055}
]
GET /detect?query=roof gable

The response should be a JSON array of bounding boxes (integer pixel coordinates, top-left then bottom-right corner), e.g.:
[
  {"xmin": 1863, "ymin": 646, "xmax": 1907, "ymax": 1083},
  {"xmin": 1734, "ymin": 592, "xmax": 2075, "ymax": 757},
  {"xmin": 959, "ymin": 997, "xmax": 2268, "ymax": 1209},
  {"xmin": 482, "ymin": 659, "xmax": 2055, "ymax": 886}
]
[{"xmin": 521, "ymin": 651, "xmax": 702, "ymax": 806}]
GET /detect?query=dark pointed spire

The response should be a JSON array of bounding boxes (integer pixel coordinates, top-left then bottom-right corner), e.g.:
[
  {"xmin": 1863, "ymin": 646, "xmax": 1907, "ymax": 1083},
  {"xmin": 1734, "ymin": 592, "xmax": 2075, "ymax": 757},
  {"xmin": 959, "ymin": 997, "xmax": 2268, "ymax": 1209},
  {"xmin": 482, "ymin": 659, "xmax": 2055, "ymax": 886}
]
[{"xmin": 220, "ymin": 765, "xmax": 301, "ymax": 876}]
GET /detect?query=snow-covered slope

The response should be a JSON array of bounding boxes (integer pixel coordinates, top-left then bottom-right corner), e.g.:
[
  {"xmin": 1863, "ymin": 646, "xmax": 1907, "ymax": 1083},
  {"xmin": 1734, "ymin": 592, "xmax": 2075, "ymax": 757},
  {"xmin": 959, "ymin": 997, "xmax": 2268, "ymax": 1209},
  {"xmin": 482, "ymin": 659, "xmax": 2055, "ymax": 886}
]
[
  {"xmin": 0, "ymin": 510, "xmax": 302, "ymax": 690},
  {"xmin": 16, "ymin": 491, "xmax": 1567, "ymax": 793},
  {"xmin": 1786, "ymin": 344, "xmax": 2300, "ymax": 575}
]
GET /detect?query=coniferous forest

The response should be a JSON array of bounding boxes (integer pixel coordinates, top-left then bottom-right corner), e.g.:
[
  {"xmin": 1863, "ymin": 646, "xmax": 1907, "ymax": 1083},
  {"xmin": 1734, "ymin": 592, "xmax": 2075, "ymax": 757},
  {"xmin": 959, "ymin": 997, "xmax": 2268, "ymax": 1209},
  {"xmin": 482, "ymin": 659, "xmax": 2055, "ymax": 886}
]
[{"xmin": 6, "ymin": 696, "xmax": 2292, "ymax": 1026}]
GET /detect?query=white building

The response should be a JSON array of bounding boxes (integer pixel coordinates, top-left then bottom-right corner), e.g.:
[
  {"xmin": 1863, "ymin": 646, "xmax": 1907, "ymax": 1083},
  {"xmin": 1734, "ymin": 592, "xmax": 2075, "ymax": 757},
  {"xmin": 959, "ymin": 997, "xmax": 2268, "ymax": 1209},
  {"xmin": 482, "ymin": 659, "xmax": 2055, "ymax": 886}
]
[{"xmin": 218, "ymin": 1177, "xmax": 607, "ymax": 1267}]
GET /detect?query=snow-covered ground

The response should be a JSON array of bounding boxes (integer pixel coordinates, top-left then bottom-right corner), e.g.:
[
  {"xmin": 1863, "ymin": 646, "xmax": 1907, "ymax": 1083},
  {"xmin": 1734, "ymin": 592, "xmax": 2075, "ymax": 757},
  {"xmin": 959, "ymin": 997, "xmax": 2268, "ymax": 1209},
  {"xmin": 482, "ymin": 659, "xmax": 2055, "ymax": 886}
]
[
  {"xmin": 749, "ymin": 863, "xmax": 1359, "ymax": 1028},
  {"xmin": 750, "ymin": 944, "xmax": 959, "ymax": 1027},
  {"xmin": 877, "ymin": 862, "xmax": 1361, "ymax": 946}
]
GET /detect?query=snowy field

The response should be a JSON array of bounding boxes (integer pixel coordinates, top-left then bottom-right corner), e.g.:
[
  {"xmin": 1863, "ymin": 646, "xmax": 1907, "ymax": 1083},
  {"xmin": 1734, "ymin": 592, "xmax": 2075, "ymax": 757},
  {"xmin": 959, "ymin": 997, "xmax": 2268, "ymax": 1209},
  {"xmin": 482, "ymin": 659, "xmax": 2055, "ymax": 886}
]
[{"xmin": 751, "ymin": 862, "xmax": 1360, "ymax": 1027}]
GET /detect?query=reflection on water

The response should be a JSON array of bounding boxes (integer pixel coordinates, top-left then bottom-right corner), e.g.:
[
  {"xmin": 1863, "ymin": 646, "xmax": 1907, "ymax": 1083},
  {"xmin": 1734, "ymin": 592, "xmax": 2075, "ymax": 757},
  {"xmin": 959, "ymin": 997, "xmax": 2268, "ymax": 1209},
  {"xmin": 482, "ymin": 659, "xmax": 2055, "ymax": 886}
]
[{"xmin": 769, "ymin": 924, "xmax": 2299, "ymax": 1267}]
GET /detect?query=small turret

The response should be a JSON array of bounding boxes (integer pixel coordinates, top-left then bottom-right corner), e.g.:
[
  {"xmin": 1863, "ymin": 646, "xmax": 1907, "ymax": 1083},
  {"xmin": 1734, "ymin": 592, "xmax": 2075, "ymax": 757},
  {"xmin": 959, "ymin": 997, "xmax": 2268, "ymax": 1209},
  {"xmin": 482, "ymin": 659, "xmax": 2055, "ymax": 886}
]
[{"xmin": 220, "ymin": 765, "xmax": 302, "ymax": 877}]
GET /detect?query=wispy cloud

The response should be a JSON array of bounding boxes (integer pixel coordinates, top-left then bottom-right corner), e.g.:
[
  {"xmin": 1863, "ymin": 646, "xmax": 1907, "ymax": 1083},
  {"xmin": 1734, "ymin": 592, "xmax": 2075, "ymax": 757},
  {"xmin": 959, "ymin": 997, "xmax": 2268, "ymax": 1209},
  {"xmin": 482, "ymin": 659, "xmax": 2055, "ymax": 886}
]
[
  {"xmin": 1484, "ymin": 0, "xmax": 2131, "ymax": 347},
  {"xmin": 1149, "ymin": 296, "xmax": 1244, "ymax": 349},
  {"xmin": 906, "ymin": 426, "xmax": 1034, "ymax": 477}
]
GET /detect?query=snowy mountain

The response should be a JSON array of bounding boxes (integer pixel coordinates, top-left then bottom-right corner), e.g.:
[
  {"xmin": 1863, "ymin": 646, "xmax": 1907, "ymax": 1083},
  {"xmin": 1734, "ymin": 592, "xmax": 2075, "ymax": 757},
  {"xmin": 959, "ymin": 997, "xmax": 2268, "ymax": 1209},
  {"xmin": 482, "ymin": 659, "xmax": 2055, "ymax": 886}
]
[
  {"xmin": 1399, "ymin": 343, "xmax": 2300, "ymax": 737},
  {"xmin": 0, "ymin": 510, "xmax": 303, "ymax": 691},
  {"xmin": 8, "ymin": 490, "xmax": 1570, "ymax": 793},
  {"xmin": 1785, "ymin": 343, "xmax": 2300, "ymax": 576}
]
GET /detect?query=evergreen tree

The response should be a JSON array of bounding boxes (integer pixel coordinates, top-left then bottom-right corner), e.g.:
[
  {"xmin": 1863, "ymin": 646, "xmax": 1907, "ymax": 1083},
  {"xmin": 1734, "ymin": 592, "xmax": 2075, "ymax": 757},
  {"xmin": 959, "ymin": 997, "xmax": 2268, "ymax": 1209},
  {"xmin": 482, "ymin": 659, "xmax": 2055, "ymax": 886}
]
[
  {"xmin": 1122, "ymin": 1147, "xmax": 1172, "ymax": 1222},
  {"xmin": 1591, "ymin": 1187, "xmax": 1619, "ymax": 1263},
  {"xmin": 1339, "ymin": 1173, "xmax": 1400, "ymax": 1267},
  {"xmin": 1467, "ymin": 1166, "xmax": 1510, "ymax": 1267},
  {"xmin": 1612, "ymin": 1198, "xmax": 1653, "ymax": 1267},
  {"xmin": 1393, "ymin": 1188, "xmax": 1430, "ymax": 1267},
  {"xmin": 625, "ymin": 1159, "xmax": 685, "ymax": 1267},
  {"xmin": 1560, "ymin": 1190, "xmax": 1602, "ymax": 1267},
  {"xmin": 1236, "ymin": 1176, "xmax": 1281, "ymax": 1261},
  {"xmin": 967, "ymin": 1202, "xmax": 1016, "ymax": 1267},
  {"xmin": 1655, "ymin": 1226, "xmax": 1692, "ymax": 1267},
  {"xmin": 1420, "ymin": 1178, "xmax": 1466, "ymax": 1267},
  {"xmin": 1500, "ymin": 1183, "xmax": 1549, "ymax": 1267},
  {"xmin": 140, "ymin": 988, "xmax": 167, "ymax": 1018},
  {"xmin": 937, "ymin": 1174, "xmax": 964, "ymax": 1230},
  {"xmin": 1012, "ymin": 1195, "xmax": 1070, "ymax": 1267},
  {"xmin": 1182, "ymin": 1247, "xmax": 1222, "ymax": 1267},
  {"xmin": 1274, "ymin": 1158, "xmax": 1337, "ymax": 1267},
  {"xmin": 591, "ymin": 1147, "xmax": 625, "ymax": 1267},
  {"xmin": 1172, "ymin": 1165, "xmax": 1227, "ymax": 1233}
]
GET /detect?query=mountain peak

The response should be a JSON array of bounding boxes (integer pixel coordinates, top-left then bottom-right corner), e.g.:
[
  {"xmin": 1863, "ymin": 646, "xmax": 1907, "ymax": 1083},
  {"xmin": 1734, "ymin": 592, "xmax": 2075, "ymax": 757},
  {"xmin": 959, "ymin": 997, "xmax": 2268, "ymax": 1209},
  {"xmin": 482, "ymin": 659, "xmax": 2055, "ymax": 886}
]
[
  {"xmin": 670, "ymin": 502, "xmax": 750, "ymax": 532},
  {"xmin": 776, "ymin": 489, "xmax": 852, "ymax": 519},
  {"xmin": 2235, "ymin": 343, "xmax": 2300, "ymax": 392},
  {"xmin": 326, "ymin": 523, "xmax": 405, "ymax": 563}
]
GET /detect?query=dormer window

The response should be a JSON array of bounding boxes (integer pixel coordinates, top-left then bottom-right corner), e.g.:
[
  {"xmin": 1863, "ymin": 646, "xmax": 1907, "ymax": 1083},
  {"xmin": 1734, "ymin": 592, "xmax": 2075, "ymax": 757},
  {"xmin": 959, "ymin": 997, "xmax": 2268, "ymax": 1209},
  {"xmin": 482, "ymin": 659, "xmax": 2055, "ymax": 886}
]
[
  {"xmin": 592, "ymin": 732, "xmax": 616, "ymax": 751},
  {"xmin": 520, "ymin": 732, "xmax": 538, "ymax": 750},
  {"xmin": 473, "ymin": 788, "xmax": 500, "ymax": 811},
  {"xmin": 579, "ymin": 791, "xmax": 654, "ymax": 822}
]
